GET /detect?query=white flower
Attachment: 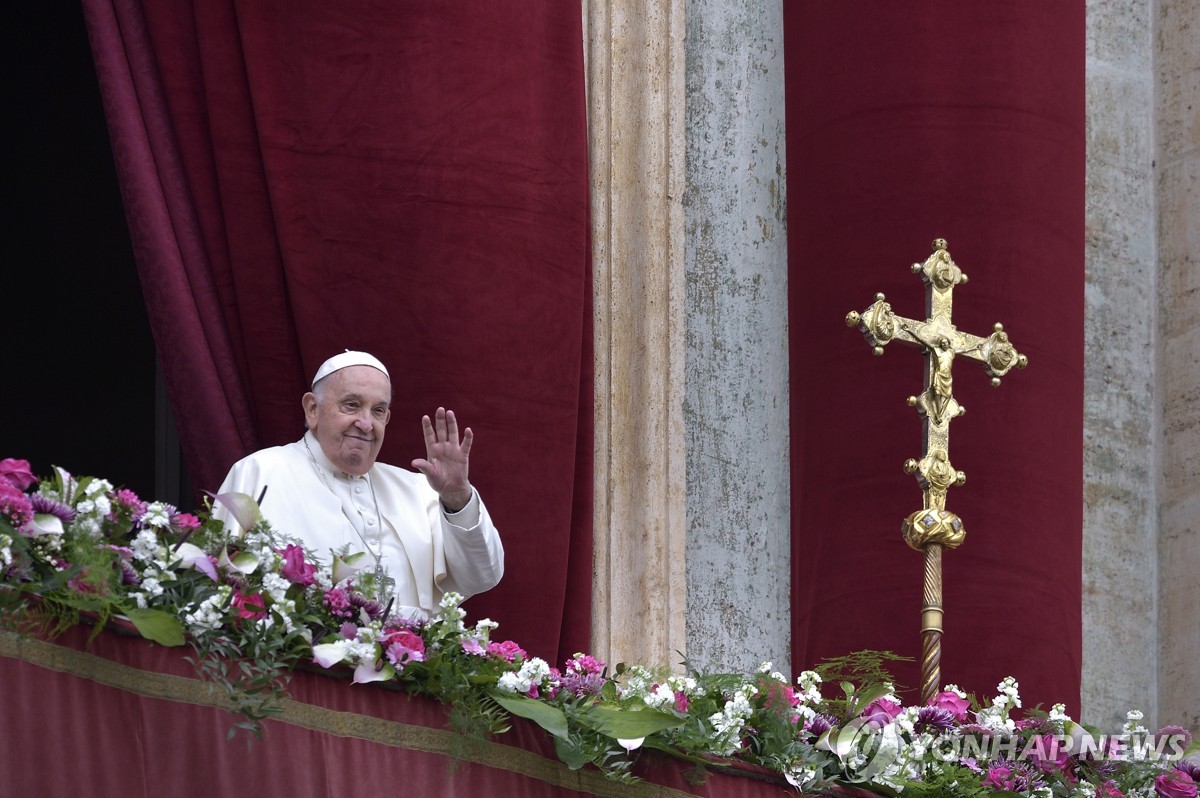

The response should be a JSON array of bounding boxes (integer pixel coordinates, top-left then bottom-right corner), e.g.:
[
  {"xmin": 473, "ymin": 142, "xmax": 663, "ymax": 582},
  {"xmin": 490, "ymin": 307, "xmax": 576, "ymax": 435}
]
[
  {"xmin": 643, "ymin": 683, "xmax": 676, "ymax": 709},
  {"xmin": 141, "ymin": 501, "xmax": 171, "ymax": 525}
]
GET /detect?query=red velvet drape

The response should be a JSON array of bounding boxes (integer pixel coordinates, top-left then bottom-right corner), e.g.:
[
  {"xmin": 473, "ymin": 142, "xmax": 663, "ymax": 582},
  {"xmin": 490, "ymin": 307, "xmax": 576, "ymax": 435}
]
[
  {"xmin": 81, "ymin": 0, "xmax": 593, "ymax": 663},
  {"xmin": 785, "ymin": 2, "xmax": 1085, "ymax": 713}
]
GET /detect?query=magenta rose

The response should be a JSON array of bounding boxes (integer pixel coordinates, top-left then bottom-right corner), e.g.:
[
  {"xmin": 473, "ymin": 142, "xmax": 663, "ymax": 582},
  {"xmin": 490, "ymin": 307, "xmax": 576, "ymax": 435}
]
[
  {"xmin": 929, "ymin": 690, "xmax": 971, "ymax": 722},
  {"xmin": 1025, "ymin": 733, "xmax": 1072, "ymax": 774},
  {"xmin": 1156, "ymin": 770, "xmax": 1198, "ymax": 798},
  {"xmin": 0, "ymin": 458, "xmax": 36, "ymax": 491},
  {"xmin": 279, "ymin": 544, "xmax": 317, "ymax": 586},
  {"xmin": 1095, "ymin": 780, "xmax": 1126, "ymax": 798},
  {"xmin": 232, "ymin": 590, "xmax": 267, "ymax": 620},
  {"xmin": 983, "ymin": 764, "xmax": 1017, "ymax": 791},
  {"xmin": 861, "ymin": 697, "xmax": 903, "ymax": 728}
]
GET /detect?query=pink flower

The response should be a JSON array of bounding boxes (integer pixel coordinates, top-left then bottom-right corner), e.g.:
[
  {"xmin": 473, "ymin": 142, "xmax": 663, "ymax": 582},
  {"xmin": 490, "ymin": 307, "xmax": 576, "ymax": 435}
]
[
  {"xmin": 929, "ymin": 690, "xmax": 971, "ymax": 722},
  {"xmin": 1094, "ymin": 780, "xmax": 1125, "ymax": 798},
  {"xmin": 1025, "ymin": 733, "xmax": 1072, "ymax": 775},
  {"xmin": 1156, "ymin": 770, "xmax": 1198, "ymax": 798},
  {"xmin": 383, "ymin": 629, "xmax": 426, "ymax": 671},
  {"xmin": 0, "ymin": 459, "xmax": 36, "ymax": 491},
  {"xmin": 983, "ymin": 764, "xmax": 1017, "ymax": 791},
  {"xmin": 0, "ymin": 483, "xmax": 34, "ymax": 531},
  {"xmin": 232, "ymin": 590, "xmax": 267, "ymax": 621},
  {"xmin": 324, "ymin": 587, "xmax": 354, "ymax": 618},
  {"xmin": 279, "ymin": 544, "xmax": 317, "ymax": 586},
  {"xmin": 674, "ymin": 691, "xmax": 690, "ymax": 713},
  {"xmin": 173, "ymin": 512, "xmax": 202, "ymax": 533},
  {"xmin": 461, "ymin": 637, "xmax": 486, "ymax": 656},
  {"xmin": 860, "ymin": 698, "xmax": 903, "ymax": 728},
  {"xmin": 487, "ymin": 639, "xmax": 526, "ymax": 663}
]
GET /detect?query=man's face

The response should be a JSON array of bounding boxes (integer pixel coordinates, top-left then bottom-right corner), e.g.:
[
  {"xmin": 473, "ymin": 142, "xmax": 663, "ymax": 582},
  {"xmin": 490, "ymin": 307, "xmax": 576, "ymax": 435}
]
[{"xmin": 302, "ymin": 366, "xmax": 392, "ymax": 476}]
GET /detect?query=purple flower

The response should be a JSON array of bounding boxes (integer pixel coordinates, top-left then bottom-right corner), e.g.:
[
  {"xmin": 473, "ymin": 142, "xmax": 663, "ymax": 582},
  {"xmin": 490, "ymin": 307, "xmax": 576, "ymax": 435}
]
[
  {"xmin": 983, "ymin": 760, "xmax": 1042, "ymax": 792},
  {"xmin": 29, "ymin": 494, "xmax": 76, "ymax": 523},
  {"xmin": 559, "ymin": 653, "xmax": 606, "ymax": 697},
  {"xmin": 915, "ymin": 706, "xmax": 956, "ymax": 734},
  {"xmin": 805, "ymin": 714, "xmax": 836, "ymax": 737},
  {"xmin": 1176, "ymin": 761, "xmax": 1200, "ymax": 783},
  {"xmin": 348, "ymin": 592, "xmax": 384, "ymax": 620}
]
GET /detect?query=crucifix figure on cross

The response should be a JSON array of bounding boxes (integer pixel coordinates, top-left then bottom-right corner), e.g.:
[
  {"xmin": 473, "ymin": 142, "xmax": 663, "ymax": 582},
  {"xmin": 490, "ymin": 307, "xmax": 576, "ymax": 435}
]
[{"xmin": 845, "ymin": 238, "xmax": 1028, "ymax": 705}]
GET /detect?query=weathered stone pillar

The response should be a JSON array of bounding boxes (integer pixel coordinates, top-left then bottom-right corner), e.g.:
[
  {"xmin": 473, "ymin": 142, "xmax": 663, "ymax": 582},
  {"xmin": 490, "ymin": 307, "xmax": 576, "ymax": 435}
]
[
  {"xmin": 682, "ymin": 0, "xmax": 790, "ymax": 675},
  {"xmin": 1155, "ymin": 0, "xmax": 1199, "ymax": 735},
  {"xmin": 1082, "ymin": 0, "xmax": 1159, "ymax": 732},
  {"xmin": 585, "ymin": 0, "xmax": 688, "ymax": 669}
]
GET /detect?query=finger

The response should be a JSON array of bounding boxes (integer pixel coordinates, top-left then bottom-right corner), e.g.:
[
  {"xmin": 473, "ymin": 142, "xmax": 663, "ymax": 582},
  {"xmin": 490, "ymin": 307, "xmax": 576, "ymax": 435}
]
[
  {"xmin": 445, "ymin": 409, "xmax": 460, "ymax": 443},
  {"xmin": 411, "ymin": 458, "xmax": 431, "ymax": 475},
  {"xmin": 459, "ymin": 427, "xmax": 473, "ymax": 457},
  {"xmin": 435, "ymin": 406, "xmax": 448, "ymax": 441},
  {"xmin": 420, "ymin": 414, "xmax": 436, "ymax": 447}
]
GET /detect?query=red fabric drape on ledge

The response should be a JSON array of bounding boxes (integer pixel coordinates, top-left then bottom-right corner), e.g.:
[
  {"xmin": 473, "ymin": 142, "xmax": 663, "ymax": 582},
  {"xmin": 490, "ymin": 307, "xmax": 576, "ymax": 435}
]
[
  {"xmin": 1, "ymin": 627, "xmax": 796, "ymax": 798},
  {"xmin": 785, "ymin": 2, "xmax": 1085, "ymax": 712},
  {"xmin": 81, "ymin": 0, "xmax": 594, "ymax": 663}
]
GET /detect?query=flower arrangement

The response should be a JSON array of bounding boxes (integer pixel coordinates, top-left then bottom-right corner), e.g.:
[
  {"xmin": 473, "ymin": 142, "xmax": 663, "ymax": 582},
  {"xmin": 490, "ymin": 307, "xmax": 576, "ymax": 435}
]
[{"xmin": 2, "ymin": 457, "xmax": 1196, "ymax": 796}]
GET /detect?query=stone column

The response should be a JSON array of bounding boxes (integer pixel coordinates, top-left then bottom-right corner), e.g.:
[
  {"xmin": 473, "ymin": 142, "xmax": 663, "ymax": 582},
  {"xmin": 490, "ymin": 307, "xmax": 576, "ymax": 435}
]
[
  {"xmin": 683, "ymin": 0, "xmax": 791, "ymax": 675},
  {"xmin": 585, "ymin": 0, "xmax": 688, "ymax": 669},
  {"xmin": 1155, "ymin": 0, "xmax": 1199, "ymax": 735},
  {"xmin": 1082, "ymin": 0, "xmax": 1159, "ymax": 732}
]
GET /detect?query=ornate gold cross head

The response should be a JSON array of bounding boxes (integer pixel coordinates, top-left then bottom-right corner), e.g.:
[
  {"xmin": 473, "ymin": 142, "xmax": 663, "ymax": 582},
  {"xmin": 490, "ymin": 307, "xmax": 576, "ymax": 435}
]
[{"xmin": 845, "ymin": 238, "xmax": 1028, "ymax": 550}]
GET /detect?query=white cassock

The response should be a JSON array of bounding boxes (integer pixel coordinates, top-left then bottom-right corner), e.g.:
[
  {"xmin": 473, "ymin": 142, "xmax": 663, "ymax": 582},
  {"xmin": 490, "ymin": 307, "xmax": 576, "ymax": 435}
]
[{"xmin": 214, "ymin": 430, "xmax": 504, "ymax": 620}]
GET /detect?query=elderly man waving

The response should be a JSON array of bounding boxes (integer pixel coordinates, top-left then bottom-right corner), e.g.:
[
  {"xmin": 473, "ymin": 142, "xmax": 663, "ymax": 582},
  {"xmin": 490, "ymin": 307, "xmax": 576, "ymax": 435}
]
[{"xmin": 215, "ymin": 350, "xmax": 504, "ymax": 620}]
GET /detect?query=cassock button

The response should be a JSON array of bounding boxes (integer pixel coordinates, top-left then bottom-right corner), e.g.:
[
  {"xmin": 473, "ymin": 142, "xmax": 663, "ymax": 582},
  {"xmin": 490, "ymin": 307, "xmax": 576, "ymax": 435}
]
[{"xmin": 366, "ymin": 518, "xmax": 376, "ymax": 527}]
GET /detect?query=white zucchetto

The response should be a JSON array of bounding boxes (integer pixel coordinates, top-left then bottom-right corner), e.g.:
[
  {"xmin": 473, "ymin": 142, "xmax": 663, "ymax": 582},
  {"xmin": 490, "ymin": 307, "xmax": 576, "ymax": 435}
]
[{"xmin": 311, "ymin": 350, "xmax": 390, "ymax": 388}]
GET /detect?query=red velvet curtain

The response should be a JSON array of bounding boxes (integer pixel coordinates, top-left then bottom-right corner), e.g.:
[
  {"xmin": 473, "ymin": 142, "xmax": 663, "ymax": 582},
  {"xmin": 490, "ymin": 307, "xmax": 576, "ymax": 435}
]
[
  {"xmin": 785, "ymin": 2, "xmax": 1085, "ymax": 713},
  {"xmin": 81, "ymin": 0, "xmax": 593, "ymax": 663}
]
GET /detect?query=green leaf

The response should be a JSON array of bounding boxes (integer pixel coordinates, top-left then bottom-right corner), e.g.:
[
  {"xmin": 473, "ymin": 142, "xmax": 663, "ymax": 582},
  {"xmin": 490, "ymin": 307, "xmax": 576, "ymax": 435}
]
[
  {"xmin": 490, "ymin": 692, "xmax": 570, "ymax": 740},
  {"xmin": 579, "ymin": 705, "xmax": 685, "ymax": 740},
  {"xmin": 123, "ymin": 608, "xmax": 185, "ymax": 647},
  {"xmin": 552, "ymin": 735, "xmax": 593, "ymax": 770},
  {"xmin": 849, "ymin": 682, "xmax": 892, "ymax": 715}
]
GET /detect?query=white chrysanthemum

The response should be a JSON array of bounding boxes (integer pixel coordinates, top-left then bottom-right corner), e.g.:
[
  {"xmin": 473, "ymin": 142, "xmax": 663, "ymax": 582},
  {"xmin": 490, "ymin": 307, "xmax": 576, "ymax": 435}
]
[{"xmin": 497, "ymin": 671, "xmax": 530, "ymax": 694}]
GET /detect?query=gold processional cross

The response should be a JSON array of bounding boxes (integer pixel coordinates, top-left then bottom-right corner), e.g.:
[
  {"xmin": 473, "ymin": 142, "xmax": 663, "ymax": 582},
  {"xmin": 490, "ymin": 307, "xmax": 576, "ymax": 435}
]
[{"xmin": 845, "ymin": 238, "xmax": 1028, "ymax": 705}]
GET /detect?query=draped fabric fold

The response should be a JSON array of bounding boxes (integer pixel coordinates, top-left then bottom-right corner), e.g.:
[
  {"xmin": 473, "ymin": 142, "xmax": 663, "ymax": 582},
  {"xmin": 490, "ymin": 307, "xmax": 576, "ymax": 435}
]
[
  {"xmin": 81, "ymin": 0, "xmax": 594, "ymax": 662},
  {"xmin": 785, "ymin": 2, "xmax": 1085, "ymax": 712}
]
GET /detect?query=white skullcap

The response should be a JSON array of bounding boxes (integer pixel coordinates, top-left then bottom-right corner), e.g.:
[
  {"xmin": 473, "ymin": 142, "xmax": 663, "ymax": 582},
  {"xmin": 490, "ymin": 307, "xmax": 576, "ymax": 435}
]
[{"xmin": 311, "ymin": 350, "xmax": 390, "ymax": 388}]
